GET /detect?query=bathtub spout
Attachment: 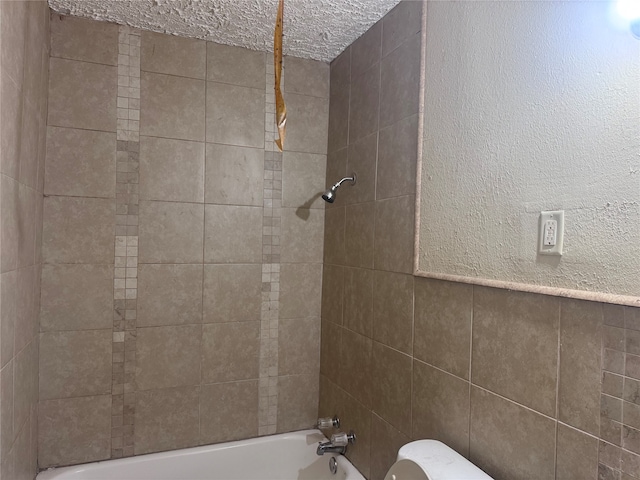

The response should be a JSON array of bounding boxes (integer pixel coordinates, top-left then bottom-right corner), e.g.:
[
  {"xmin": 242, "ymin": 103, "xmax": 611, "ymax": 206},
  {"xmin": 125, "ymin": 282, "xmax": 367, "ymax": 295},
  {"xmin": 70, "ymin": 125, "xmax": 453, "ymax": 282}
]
[
  {"xmin": 316, "ymin": 431, "xmax": 356, "ymax": 456},
  {"xmin": 316, "ymin": 441, "xmax": 347, "ymax": 456}
]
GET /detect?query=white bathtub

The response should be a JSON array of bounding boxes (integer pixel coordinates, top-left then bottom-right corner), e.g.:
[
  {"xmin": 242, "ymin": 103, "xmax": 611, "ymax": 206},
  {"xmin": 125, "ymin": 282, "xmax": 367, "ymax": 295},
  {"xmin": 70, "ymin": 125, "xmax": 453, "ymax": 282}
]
[{"xmin": 36, "ymin": 430, "xmax": 365, "ymax": 480}]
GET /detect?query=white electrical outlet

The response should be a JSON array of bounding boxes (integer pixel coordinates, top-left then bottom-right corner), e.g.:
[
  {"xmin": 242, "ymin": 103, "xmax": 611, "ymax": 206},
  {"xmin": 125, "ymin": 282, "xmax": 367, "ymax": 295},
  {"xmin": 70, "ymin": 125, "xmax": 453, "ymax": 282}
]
[{"xmin": 539, "ymin": 210, "xmax": 564, "ymax": 256}]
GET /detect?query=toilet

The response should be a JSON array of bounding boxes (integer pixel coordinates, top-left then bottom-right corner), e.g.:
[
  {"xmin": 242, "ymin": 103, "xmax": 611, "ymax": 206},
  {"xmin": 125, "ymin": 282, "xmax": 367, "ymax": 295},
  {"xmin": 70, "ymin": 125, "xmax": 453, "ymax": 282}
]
[{"xmin": 384, "ymin": 440, "xmax": 493, "ymax": 480}]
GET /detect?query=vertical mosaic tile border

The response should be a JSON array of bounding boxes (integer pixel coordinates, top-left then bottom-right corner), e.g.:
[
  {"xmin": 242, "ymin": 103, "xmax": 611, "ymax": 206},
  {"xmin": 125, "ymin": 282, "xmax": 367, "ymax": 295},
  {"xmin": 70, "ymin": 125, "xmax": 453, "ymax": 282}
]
[
  {"xmin": 112, "ymin": 25, "xmax": 141, "ymax": 459},
  {"xmin": 259, "ymin": 58, "xmax": 284, "ymax": 435}
]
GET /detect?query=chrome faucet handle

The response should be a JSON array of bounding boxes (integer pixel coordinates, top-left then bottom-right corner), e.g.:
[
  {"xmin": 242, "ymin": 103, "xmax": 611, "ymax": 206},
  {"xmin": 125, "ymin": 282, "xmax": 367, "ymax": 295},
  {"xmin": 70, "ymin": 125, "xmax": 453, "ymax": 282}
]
[
  {"xmin": 330, "ymin": 430, "xmax": 356, "ymax": 447},
  {"xmin": 317, "ymin": 415, "xmax": 340, "ymax": 429}
]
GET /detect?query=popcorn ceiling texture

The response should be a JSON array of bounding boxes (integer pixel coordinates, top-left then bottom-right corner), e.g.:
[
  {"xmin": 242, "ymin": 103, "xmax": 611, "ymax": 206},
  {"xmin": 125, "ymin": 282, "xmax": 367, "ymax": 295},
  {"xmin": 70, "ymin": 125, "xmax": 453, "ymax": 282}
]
[{"xmin": 47, "ymin": 0, "xmax": 402, "ymax": 62}]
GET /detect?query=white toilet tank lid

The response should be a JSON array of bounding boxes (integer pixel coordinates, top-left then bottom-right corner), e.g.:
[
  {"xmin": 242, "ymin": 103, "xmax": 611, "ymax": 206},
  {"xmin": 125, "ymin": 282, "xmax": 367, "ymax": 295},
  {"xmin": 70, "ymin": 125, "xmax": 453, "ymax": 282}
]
[{"xmin": 395, "ymin": 440, "xmax": 493, "ymax": 480}]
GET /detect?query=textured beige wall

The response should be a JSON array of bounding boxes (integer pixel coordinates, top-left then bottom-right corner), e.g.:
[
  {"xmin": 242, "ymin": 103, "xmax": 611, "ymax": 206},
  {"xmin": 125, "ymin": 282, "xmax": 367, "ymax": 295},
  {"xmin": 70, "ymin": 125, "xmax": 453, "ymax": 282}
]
[
  {"xmin": 38, "ymin": 14, "xmax": 328, "ymax": 468},
  {"xmin": 319, "ymin": 1, "xmax": 640, "ymax": 479},
  {"xmin": 0, "ymin": 1, "xmax": 50, "ymax": 478}
]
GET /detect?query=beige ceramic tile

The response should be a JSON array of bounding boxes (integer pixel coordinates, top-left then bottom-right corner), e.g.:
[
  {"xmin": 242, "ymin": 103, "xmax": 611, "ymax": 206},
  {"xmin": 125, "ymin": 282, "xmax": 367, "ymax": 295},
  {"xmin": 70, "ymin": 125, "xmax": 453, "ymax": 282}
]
[
  {"xmin": 1, "ymin": 271, "xmax": 16, "ymax": 367},
  {"xmin": 382, "ymin": 0, "xmax": 423, "ymax": 57},
  {"xmin": 141, "ymin": 31, "xmax": 206, "ymax": 79},
  {"xmin": 374, "ymin": 195, "xmax": 414, "ymax": 274},
  {"xmin": 139, "ymin": 136, "xmax": 205, "ymax": 203},
  {"xmin": 136, "ymin": 325, "xmax": 201, "ymax": 390},
  {"xmin": 380, "ymin": 33, "xmax": 421, "ymax": 129},
  {"xmin": 38, "ymin": 395, "xmax": 111, "ymax": 468},
  {"xmin": 343, "ymin": 267, "xmax": 374, "ymax": 337},
  {"xmin": 556, "ymin": 423, "xmax": 598, "ymax": 479},
  {"xmin": 204, "ymin": 205, "xmax": 262, "ymax": 263},
  {"xmin": 280, "ymin": 208, "xmax": 325, "ymax": 264},
  {"xmin": 559, "ymin": 298, "xmax": 602, "ymax": 435},
  {"xmin": 326, "ymin": 147, "xmax": 348, "ymax": 204},
  {"xmin": 371, "ymin": 342, "xmax": 412, "ymax": 436},
  {"xmin": 42, "ymin": 196, "xmax": 114, "ymax": 264},
  {"xmin": 45, "ymin": 127, "xmax": 116, "ymax": 198},
  {"xmin": 279, "ymin": 317, "xmax": 321, "ymax": 375},
  {"xmin": 370, "ymin": 414, "xmax": 410, "ymax": 480},
  {"xmin": 0, "ymin": 0, "xmax": 27, "ymax": 88},
  {"xmin": 205, "ymin": 144, "xmax": 264, "ymax": 206},
  {"xmin": 345, "ymin": 133, "xmax": 377, "ymax": 205},
  {"xmin": 134, "ymin": 387, "xmax": 200, "ymax": 455},
  {"xmin": 14, "ymin": 265, "xmax": 38, "ymax": 354},
  {"xmin": 40, "ymin": 264, "xmax": 113, "ymax": 331},
  {"xmin": 137, "ymin": 264, "xmax": 203, "ymax": 327},
  {"xmin": 17, "ymin": 184, "xmax": 37, "ymax": 268},
  {"xmin": 373, "ymin": 271, "xmax": 413, "ymax": 354},
  {"xmin": 284, "ymin": 56, "xmax": 330, "ymax": 98},
  {"xmin": 321, "ymin": 264, "xmax": 344, "ymax": 325},
  {"xmin": 286, "ymin": 93, "xmax": 329, "ymax": 155},
  {"xmin": 140, "ymin": 72, "xmax": 205, "ymax": 141},
  {"xmin": 280, "ymin": 263, "xmax": 322, "ymax": 319},
  {"xmin": 1, "ymin": 362, "xmax": 14, "ymax": 465},
  {"xmin": 338, "ymin": 329, "xmax": 372, "ymax": 409},
  {"xmin": 469, "ymin": 387, "xmax": 556, "ymax": 480},
  {"xmin": 13, "ymin": 341, "xmax": 38, "ymax": 442},
  {"xmin": 377, "ymin": 114, "xmax": 418, "ymax": 200},
  {"xmin": 282, "ymin": 151, "xmax": 327, "ymax": 209},
  {"xmin": 351, "ymin": 21, "xmax": 382, "ymax": 78},
  {"xmin": 18, "ymin": 103, "xmax": 41, "ymax": 190},
  {"xmin": 472, "ymin": 287, "xmax": 559, "ymax": 417},
  {"xmin": 277, "ymin": 374, "xmax": 319, "ymax": 433},
  {"xmin": 336, "ymin": 385, "xmax": 372, "ymax": 478},
  {"xmin": 206, "ymin": 82, "xmax": 264, "ymax": 148},
  {"xmin": 323, "ymin": 206, "xmax": 346, "ymax": 265},
  {"xmin": 621, "ymin": 449, "xmax": 640, "ymax": 478},
  {"xmin": 320, "ymin": 321, "xmax": 342, "ymax": 377},
  {"xmin": 139, "ymin": 201, "xmax": 204, "ymax": 264},
  {"xmin": 201, "ymin": 322, "xmax": 260, "ymax": 383},
  {"xmin": 1, "ymin": 176, "xmax": 19, "ymax": 272},
  {"xmin": 1, "ymin": 73, "xmax": 22, "ymax": 180},
  {"xmin": 349, "ymin": 66, "xmax": 379, "ymax": 144},
  {"xmin": 48, "ymin": 58, "xmax": 117, "ymax": 132},
  {"xmin": 50, "ymin": 14, "xmax": 118, "ymax": 65},
  {"xmin": 207, "ymin": 43, "xmax": 265, "ymax": 89},
  {"xmin": 12, "ymin": 413, "xmax": 33, "ymax": 480},
  {"xmin": 203, "ymin": 264, "xmax": 261, "ymax": 323},
  {"xmin": 328, "ymin": 49, "xmax": 350, "ymax": 154},
  {"xmin": 39, "ymin": 329, "xmax": 112, "ymax": 400},
  {"xmin": 200, "ymin": 381, "xmax": 259, "ymax": 444},
  {"xmin": 345, "ymin": 202, "xmax": 375, "ymax": 269},
  {"xmin": 412, "ymin": 360, "xmax": 470, "ymax": 456},
  {"xmin": 414, "ymin": 278, "xmax": 472, "ymax": 379}
]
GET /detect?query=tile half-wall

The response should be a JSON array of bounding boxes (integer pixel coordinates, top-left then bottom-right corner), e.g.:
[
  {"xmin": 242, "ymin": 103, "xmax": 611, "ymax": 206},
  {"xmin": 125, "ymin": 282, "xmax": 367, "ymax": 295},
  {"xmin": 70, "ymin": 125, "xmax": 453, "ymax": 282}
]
[{"xmin": 38, "ymin": 14, "xmax": 328, "ymax": 468}]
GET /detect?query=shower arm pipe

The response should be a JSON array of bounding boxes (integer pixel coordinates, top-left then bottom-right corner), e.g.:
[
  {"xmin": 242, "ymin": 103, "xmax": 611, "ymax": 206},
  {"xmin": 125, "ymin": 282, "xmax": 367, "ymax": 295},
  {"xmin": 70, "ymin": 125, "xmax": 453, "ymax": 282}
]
[{"xmin": 331, "ymin": 173, "xmax": 357, "ymax": 189}]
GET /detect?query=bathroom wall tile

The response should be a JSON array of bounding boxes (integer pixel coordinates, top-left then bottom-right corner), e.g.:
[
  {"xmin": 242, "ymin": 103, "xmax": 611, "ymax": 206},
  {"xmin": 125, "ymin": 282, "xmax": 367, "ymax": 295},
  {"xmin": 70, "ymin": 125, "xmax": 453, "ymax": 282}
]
[
  {"xmin": 328, "ymin": 49, "xmax": 350, "ymax": 154},
  {"xmin": 624, "ymin": 425, "xmax": 640, "ymax": 455},
  {"xmin": 1, "ymin": 271, "xmax": 16, "ymax": 367},
  {"xmin": 370, "ymin": 414, "xmax": 410, "ymax": 480},
  {"xmin": 1, "ymin": 176, "xmax": 19, "ymax": 272},
  {"xmin": 320, "ymin": 321, "xmax": 342, "ymax": 377},
  {"xmin": 279, "ymin": 317, "xmax": 321, "ymax": 375},
  {"xmin": 412, "ymin": 360, "xmax": 470, "ymax": 456},
  {"xmin": 0, "ymin": 0, "xmax": 27, "ymax": 86},
  {"xmin": 284, "ymin": 56, "xmax": 329, "ymax": 98},
  {"xmin": 139, "ymin": 200, "xmax": 204, "ymax": 264},
  {"xmin": 380, "ymin": 32, "xmax": 420, "ymax": 130},
  {"xmin": 42, "ymin": 196, "xmax": 114, "ymax": 264},
  {"xmin": 382, "ymin": 0, "xmax": 423, "ymax": 57},
  {"xmin": 323, "ymin": 206, "xmax": 346, "ymax": 265},
  {"xmin": 19, "ymin": 104, "xmax": 41, "ymax": 190},
  {"xmin": 38, "ymin": 395, "xmax": 111, "ymax": 468},
  {"xmin": 139, "ymin": 136, "xmax": 205, "ymax": 203},
  {"xmin": 343, "ymin": 267, "xmax": 374, "ymax": 337},
  {"xmin": 40, "ymin": 264, "xmax": 113, "ymax": 331},
  {"xmin": 371, "ymin": 342, "xmax": 412, "ymax": 436},
  {"xmin": 345, "ymin": 132, "xmax": 377, "ymax": 205},
  {"xmin": 12, "ymin": 413, "xmax": 32, "ymax": 480},
  {"xmin": 205, "ymin": 144, "xmax": 263, "ymax": 206},
  {"xmin": 326, "ymin": 147, "xmax": 348, "ymax": 209},
  {"xmin": 140, "ymin": 72, "xmax": 205, "ymax": 141},
  {"xmin": 141, "ymin": 31, "xmax": 206, "ymax": 79},
  {"xmin": 14, "ymin": 265, "xmax": 38, "ymax": 354},
  {"xmin": 207, "ymin": 43, "xmax": 265, "ymax": 89},
  {"xmin": 136, "ymin": 325, "xmax": 201, "ymax": 390},
  {"xmin": 351, "ymin": 21, "xmax": 382, "ymax": 78},
  {"xmin": 338, "ymin": 329, "xmax": 372, "ymax": 409},
  {"xmin": 13, "ymin": 341, "xmax": 37, "ymax": 442},
  {"xmin": 348, "ymin": 66, "xmax": 379, "ymax": 144},
  {"xmin": 414, "ymin": 278, "xmax": 472, "ymax": 379},
  {"xmin": 203, "ymin": 264, "xmax": 261, "ymax": 323},
  {"xmin": 280, "ymin": 208, "xmax": 325, "ymax": 264},
  {"xmin": 469, "ymin": 387, "xmax": 556, "ymax": 480},
  {"xmin": 621, "ymin": 449, "xmax": 640, "ymax": 478},
  {"xmin": 200, "ymin": 381, "xmax": 259, "ymax": 444},
  {"xmin": 321, "ymin": 264, "xmax": 344, "ymax": 325},
  {"xmin": 48, "ymin": 57, "xmax": 117, "ymax": 132},
  {"xmin": 628, "ymin": 330, "xmax": 640, "ymax": 356},
  {"xmin": 336, "ymin": 385, "xmax": 372, "ymax": 479},
  {"xmin": 16, "ymin": 185, "xmax": 37, "ymax": 268},
  {"xmin": 373, "ymin": 271, "xmax": 413, "ymax": 355},
  {"xmin": 559, "ymin": 298, "xmax": 603, "ymax": 436},
  {"xmin": 277, "ymin": 374, "xmax": 319, "ymax": 433},
  {"xmin": 39, "ymin": 329, "xmax": 111, "ymax": 400},
  {"xmin": 625, "ymin": 377, "xmax": 640, "ymax": 405},
  {"xmin": 204, "ymin": 205, "xmax": 262, "ymax": 263},
  {"xmin": 137, "ymin": 264, "xmax": 203, "ymax": 327},
  {"xmin": 45, "ymin": 127, "xmax": 116, "ymax": 198},
  {"xmin": 377, "ymin": 114, "xmax": 418, "ymax": 200},
  {"xmin": 201, "ymin": 322, "xmax": 260, "ymax": 383},
  {"xmin": 50, "ymin": 14, "xmax": 117, "ymax": 65},
  {"xmin": 628, "ymin": 356, "xmax": 640, "ymax": 380},
  {"xmin": 603, "ymin": 372, "xmax": 625, "ymax": 398},
  {"xmin": 134, "ymin": 387, "xmax": 200, "ymax": 455},
  {"xmin": 280, "ymin": 263, "xmax": 322, "ymax": 319},
  {"xmin": 556, "ymin": 423, "xmax": 598, "ymax": 480},
  {"xmin": 624, "ymin": 401, "xmax": 640, "ymax": 429},
  {"xmin": 1, "ymin": 362, "xmax": 14, "ymax": 465},
  {"xmin": 206, "ymin": 82, "xmax": 264, "ymax": 148},
  {"xmin": 625, "ymin": 306, "xmax": 640, "ymax": 331},
  {"xmin": 472, "ymin": 287, "xmax": 559, "ymax": 417},
  {"xmin": 345, "ymin": 202, "xmax": 375, "ymax": 269},
  {"xmin": 282, "ymin": 151, "xmax": 327, "ymax": 209},
  {"xmin": 373, "ymin": 195, "xmax": 414, "ymax": 274},
  {"xmin": 285, "ymin": 93, "xmax": 329, "ymax": 155},
  {"xmin": 604, "ymin": 325, "xmax": 626, "ymax": 352},
  {"xmin": 1, "ymin": 73, "xmax": 22, "ymax": 179}
]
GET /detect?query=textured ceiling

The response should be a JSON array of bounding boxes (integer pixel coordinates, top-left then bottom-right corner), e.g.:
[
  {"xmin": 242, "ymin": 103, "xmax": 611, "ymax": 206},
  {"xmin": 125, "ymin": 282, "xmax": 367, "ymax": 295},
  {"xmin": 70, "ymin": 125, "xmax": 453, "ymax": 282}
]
[{"xmin": 47, "ymin": 0, "xmax": 403, "ymax": 62}]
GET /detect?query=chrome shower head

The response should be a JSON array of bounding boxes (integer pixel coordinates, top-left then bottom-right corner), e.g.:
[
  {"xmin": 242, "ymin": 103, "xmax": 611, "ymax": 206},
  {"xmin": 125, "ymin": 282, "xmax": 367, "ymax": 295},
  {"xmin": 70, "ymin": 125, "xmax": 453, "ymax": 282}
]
[{"xmin": 322, "ymin": 173, "xmax": 356, "ymax": 203}]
